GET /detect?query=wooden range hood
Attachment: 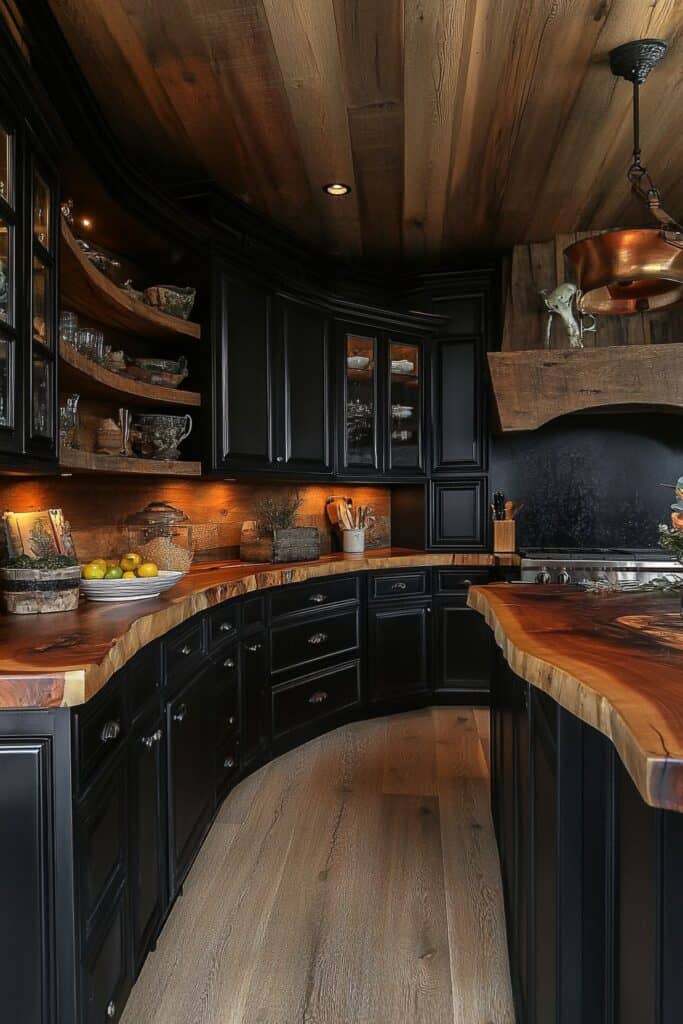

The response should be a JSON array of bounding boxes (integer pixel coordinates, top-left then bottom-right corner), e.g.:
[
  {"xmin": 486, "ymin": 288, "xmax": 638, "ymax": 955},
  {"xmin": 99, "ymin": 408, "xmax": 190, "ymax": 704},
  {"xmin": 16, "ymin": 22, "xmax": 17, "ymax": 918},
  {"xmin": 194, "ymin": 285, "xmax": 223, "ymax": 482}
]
[{"xmin": 488, "ymin": 343, "xmax": 683, "ymax": 432}]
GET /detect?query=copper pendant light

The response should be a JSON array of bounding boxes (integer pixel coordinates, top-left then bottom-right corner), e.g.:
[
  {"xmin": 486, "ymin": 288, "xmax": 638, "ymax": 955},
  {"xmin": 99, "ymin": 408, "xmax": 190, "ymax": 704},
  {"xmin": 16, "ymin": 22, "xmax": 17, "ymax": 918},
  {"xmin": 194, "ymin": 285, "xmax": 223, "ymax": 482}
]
[{"xmin": 565, "ymin": 39, "xmax": 683, "ymax": 316}]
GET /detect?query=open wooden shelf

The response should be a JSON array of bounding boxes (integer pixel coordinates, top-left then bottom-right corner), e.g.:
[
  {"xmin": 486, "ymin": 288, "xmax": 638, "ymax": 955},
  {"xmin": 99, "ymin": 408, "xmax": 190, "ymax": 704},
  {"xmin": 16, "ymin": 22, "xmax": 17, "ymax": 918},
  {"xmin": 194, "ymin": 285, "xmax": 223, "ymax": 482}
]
[
  {"xmin": 59, "ymin": 340, "xmax": 201, "ymax": 408},
  {"xmin": 488, "ymin": 343, "xmax": 683, "ymax": 431},
  {"xmin": 60, "ymin": 219, "xmax": 201, "ymax": 341},
  {"xmin": 59, "ymin": 448, "xmax": 202, "ymax": 477}
]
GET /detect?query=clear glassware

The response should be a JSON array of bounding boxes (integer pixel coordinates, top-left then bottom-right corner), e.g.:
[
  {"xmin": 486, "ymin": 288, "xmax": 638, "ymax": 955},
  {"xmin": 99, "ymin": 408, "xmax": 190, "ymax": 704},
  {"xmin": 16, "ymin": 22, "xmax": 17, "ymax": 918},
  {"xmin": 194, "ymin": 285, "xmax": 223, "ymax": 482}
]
[
  {"xmin": 59, "ymin": 392, "xmax": 80, "ymax": 450},
  {"xmin": 59, "ymin": 310, "xmax": 78, "ymax": 346}
]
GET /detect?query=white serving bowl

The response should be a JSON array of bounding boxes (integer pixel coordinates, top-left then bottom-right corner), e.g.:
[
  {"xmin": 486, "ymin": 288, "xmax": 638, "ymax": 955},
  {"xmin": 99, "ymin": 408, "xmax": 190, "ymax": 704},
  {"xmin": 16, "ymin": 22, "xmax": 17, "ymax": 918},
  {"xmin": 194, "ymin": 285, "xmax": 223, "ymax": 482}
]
[
  {"xmin": 346, "ymin": 355, "xmax": 370, "ymax": 370},
  {"xmin": 80, "ymin": 569, "xmax": 186, "ymax": 602}
]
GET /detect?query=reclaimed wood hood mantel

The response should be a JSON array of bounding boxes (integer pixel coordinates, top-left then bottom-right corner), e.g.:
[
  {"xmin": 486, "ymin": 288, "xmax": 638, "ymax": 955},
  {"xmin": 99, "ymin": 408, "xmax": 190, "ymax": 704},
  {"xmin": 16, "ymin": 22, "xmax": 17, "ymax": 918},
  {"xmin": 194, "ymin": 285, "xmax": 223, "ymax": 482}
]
[{"xmin": 488, "ymin": 342, "xmax": 683, "ymax": 432}]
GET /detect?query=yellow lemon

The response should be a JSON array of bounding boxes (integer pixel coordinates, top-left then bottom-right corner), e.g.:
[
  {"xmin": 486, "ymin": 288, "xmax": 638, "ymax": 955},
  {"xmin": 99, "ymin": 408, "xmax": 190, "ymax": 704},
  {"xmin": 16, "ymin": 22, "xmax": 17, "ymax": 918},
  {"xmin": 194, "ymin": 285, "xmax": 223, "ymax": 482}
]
[
  {"xmin": 122, "ymin": 570, "xmax": 136, "ymax": 579},
  {"xmin": 137, "ymin": 562, "xmax": 159, "ymax": 578},
  {"xmin": 82, "ymin": 563, "xmax": 106, "ymax": 580},
  {"xmin": 90, "ymin": 558, "xmax": 107, "ymax": 569},
  {"xmin": 120, "ymin": 552, "xmax": 143, "ymax": 572},
  {"xmin": 104, "ymin": 566, "xmax": 124, "ymax": 579}
]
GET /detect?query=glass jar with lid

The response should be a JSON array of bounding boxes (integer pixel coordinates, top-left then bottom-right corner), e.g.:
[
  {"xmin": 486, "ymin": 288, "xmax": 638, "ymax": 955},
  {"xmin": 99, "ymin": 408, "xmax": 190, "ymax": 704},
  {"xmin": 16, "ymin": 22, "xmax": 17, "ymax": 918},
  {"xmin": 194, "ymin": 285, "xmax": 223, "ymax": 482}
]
[{"xmin": 125, "ymin": 501, "xmax": 194, "ymax": 571}]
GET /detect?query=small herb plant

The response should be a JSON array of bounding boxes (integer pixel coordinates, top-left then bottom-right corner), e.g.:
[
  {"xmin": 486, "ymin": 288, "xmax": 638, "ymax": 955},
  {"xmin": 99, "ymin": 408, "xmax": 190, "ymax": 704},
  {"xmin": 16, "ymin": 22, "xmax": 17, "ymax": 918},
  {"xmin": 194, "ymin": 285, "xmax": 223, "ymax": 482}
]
[
  {"xmin": 4, "ymin": 553, "xmax": 79, "ymax": 570},
  {"xmin": 253, "ymin": 490, "xmax": 303, "ymax": 534}
]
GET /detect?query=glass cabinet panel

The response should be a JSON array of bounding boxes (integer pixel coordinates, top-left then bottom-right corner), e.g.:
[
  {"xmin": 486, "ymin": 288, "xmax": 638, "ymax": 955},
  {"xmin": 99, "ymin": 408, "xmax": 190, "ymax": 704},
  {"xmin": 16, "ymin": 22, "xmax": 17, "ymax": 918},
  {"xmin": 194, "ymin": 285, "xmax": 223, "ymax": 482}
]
[
  {"xmin": 0, "ymin": 124, "xmax": 12, "ymax": 207},
  {"xmin": 388, "ymin": 340, "xmax": 421, "ymax": 470},
  {"xmin": 33, "ymin": 170, "xmax": 50, "ymax": 249},
  {"xmin": 344, "ymin": 332, "xmax": 377, "ymax": 468},
  {"xmin": 31, "ymin": 353, "xmax": 51, "ymax": 437},
  {"xmin": 0, "ymin": 217, "xmax": 10, "ymax": 325},
  {"xmin": 32, "ymin": 255, "xmax": 51, "ymax": 348},
  {"xmin": 0, "ymin": 336, "xmax": 11, "ymax": 427}
]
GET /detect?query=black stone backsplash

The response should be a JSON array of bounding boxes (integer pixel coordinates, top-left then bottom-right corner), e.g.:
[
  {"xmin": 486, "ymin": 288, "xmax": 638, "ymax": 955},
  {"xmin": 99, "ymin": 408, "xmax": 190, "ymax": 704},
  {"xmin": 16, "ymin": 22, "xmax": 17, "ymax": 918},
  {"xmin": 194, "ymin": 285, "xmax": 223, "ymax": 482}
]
[{"xmin": 490, "ymin": 413, "xmax": 682, "ymax": 550}]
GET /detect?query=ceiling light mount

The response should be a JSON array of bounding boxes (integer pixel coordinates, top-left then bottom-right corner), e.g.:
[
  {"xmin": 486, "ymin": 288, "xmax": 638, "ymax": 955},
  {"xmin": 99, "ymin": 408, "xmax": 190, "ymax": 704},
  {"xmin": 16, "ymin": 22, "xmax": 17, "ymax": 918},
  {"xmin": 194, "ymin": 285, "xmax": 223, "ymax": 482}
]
[
  {"xmin": 609, "ymin": 38, "xmax": 667, "ymax": 85},
  {"xmin": 323, "ymin": 182, "xmax": 351, "ymax": 197}
]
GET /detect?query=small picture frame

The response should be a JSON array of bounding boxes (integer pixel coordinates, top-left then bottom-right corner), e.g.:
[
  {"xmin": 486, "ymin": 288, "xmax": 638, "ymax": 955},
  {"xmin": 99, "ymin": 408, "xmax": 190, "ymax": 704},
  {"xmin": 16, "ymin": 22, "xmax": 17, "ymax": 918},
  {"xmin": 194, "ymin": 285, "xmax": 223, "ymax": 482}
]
[{"xmin": 2, "ymin": 508, "xmax": 76, "ymax": 560}]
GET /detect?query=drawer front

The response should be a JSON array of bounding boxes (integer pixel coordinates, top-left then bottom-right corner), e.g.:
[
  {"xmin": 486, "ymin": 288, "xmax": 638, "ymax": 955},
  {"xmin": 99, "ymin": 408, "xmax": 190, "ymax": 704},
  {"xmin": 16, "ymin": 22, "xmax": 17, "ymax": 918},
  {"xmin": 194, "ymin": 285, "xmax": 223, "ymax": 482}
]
[
  {"xmin": 164, "ymin": 618, "xmax": 206, "ymax": 692},
  {"xmin": 435, "ymin": 568, "xmax": 495, "ymax": 593},
  {"xmin": 206, "ymin": 602, "xmax": 240, "ymax": 652},
  {"xmin": 127, "ymin": 644, "xmax": 161, "ymax": 723},
  {"xmin": 369, "ymin": 570, "xmax": 430, "ymax": 602},
  {"xmin": 270, "ymin": 608, "xmax": 360, "ymax": 676},
  {"xmin": 269, "ymin": 575, "xmax": 358, "ymax": 620},
  {"xmin": 272, "ymin": 660, "xmax": 361, "ymax": 739},
  {"xmin": 242, "ymin": 595, "xmax": 265, "ymax": 631},
  {"xmin": 76, "ymin": 759, "xmax": 127, "ymax": 940},
  {"xmin": 76, "ymin": 684, "xmax": 126, "ymax": 794}
]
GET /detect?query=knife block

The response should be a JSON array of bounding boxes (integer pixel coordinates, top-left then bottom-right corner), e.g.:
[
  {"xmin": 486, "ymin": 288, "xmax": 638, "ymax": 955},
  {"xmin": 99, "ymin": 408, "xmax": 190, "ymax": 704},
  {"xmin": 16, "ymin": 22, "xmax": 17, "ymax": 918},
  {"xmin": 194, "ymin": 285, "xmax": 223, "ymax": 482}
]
[{"xmin": 493, "ymin": 520, "xmax": 516, "ymax": 554}]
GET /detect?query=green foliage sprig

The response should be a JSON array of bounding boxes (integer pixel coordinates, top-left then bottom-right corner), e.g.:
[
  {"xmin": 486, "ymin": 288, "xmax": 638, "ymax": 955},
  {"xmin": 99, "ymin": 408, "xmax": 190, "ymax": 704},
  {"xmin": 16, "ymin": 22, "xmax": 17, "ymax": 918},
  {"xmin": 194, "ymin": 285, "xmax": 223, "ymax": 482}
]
[
  {"xmin": 4, "ymin": 553, "xmax": 79, "ymax": 570},
  {"xmin": 252, "ymin": 490, "xmax": 303, "ymax": 534},
  {"xmin": 658, "ymin": 523, "xmax": 683, "ymax": 563}
]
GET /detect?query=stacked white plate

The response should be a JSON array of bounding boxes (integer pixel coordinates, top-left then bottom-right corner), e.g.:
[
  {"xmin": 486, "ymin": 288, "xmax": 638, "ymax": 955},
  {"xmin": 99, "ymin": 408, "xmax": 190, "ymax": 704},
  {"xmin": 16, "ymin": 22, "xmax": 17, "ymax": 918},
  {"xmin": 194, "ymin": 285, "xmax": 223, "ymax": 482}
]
[{"xmin": 80, "ymin": 569, "xmax": 186, "ymax": 602}]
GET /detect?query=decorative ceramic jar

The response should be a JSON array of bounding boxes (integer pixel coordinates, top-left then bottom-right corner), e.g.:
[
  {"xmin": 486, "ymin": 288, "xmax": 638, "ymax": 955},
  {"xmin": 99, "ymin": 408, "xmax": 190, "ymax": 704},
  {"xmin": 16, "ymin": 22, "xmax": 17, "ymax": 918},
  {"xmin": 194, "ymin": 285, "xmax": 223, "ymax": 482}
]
[{"xmin": 130, "ymin": 413, "xmax": 193, "ymax": 460}]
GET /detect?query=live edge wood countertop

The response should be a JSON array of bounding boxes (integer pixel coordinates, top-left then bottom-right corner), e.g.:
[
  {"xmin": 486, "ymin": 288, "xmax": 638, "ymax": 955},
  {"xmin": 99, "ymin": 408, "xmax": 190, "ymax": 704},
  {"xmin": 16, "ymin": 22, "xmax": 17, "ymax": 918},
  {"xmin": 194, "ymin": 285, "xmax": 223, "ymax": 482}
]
[
  {"xmin": 469, "ymin": 583, "xmax": 683, "ymax": 812},
  {"xmin": 0, "ymin": 548, "xmax": 516, "ymax": 712}
]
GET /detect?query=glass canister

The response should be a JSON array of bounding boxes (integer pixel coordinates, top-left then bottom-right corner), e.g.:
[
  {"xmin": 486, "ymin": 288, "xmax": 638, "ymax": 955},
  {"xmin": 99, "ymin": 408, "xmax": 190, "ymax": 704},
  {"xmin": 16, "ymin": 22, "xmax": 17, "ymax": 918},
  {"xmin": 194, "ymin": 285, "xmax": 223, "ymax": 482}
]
[{"xmin": 125, "ymin": 501, "xmax": 194, "ymax": 571}]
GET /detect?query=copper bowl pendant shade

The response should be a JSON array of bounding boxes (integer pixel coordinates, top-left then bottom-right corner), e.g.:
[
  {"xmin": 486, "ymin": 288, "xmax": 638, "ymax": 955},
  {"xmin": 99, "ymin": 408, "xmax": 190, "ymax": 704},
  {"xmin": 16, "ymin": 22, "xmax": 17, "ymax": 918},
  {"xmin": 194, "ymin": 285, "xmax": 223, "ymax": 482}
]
[
  {"xmin": 564, "ymin": 38, "xmax": 683, "ymax": 316},
  {"xmin": 566, "ymin": 229, "xmax": 683, "ymax": 315}
]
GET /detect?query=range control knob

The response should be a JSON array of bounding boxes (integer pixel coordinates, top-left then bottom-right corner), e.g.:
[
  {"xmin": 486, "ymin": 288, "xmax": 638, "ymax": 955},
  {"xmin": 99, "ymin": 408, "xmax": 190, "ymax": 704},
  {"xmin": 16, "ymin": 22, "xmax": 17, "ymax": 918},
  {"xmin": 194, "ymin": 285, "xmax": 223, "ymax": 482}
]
[
  {"xmin": 535, "ymin": 568, "xmax": 552, "ymax": 584},
  {"xmin": 557, "ymin": 568, "xmax": 571, "ymax": 585}
]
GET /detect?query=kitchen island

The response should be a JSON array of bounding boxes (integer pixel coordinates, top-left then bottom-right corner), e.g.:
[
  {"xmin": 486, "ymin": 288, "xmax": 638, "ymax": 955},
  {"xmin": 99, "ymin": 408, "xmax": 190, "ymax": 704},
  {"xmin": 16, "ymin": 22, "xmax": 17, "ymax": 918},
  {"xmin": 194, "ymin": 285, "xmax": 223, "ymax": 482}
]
[{"xmin": 470, "ymin": 583, "xmax": 683, "ymax": 1024}]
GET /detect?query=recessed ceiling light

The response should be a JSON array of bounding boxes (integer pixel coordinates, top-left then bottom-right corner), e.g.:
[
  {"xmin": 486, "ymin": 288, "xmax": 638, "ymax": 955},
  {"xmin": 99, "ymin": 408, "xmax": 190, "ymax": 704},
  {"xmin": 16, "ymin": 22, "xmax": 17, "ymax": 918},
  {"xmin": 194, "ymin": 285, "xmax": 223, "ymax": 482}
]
[{"xmin": 323, "ymin": 183, "xmax": 351, "ymax": 197}]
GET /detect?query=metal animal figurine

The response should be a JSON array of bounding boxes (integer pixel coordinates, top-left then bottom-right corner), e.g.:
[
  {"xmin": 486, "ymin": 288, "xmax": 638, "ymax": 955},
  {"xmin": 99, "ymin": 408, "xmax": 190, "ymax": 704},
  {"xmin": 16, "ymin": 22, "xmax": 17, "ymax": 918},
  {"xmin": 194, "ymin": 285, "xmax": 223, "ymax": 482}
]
[{"xmin": 540, "ymin": 282, "xmax": 597, "ymax": 349}]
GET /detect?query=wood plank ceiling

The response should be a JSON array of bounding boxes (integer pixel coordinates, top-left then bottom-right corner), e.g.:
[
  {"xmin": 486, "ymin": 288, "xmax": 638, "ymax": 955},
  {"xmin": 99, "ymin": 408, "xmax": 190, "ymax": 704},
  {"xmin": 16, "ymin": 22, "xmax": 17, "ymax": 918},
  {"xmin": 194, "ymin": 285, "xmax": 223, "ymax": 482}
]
[{"xmin": 48, "ymin": 0, "xmax": 683, "ymax": 265}]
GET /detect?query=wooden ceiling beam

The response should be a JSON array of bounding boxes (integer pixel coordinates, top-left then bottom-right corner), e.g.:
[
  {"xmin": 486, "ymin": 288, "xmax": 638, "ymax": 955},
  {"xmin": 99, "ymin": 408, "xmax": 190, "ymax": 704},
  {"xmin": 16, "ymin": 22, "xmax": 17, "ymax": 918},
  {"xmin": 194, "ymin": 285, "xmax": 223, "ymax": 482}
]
[{"xmin": 261, "ymin": 0, "xmax": 362, "ymax": 259}]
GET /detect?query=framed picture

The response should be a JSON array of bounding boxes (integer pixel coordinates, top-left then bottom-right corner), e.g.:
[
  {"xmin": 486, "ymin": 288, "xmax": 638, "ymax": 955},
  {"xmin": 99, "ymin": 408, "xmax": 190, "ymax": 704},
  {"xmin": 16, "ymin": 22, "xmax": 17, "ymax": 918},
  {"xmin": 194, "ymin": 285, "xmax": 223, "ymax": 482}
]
[{"xmin": 2, "ymin": 508, "xmax": 76, "ymax": 559}]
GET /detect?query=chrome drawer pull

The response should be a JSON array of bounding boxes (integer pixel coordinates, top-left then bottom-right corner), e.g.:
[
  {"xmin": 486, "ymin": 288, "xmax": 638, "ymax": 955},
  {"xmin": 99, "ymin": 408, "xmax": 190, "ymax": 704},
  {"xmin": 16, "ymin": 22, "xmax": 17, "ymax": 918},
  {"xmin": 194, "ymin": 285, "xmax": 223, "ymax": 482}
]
[
  {"xmin": 106, "ymin": 1000, "xmax": 116, "ymax": 1019},
  {"xmin": 308, "ymin": 632, "xmax": 328, "ymax": 645},
  {"xmin": 173, "ymin": 703, "xmax": 187, "ymax": 723},
  {"xmin": 223, "ymin": 657, "xmax": 236, "ymax": 669},
  {"xmin": 463, "ymin": 579, "xmax": 473, "ymax": 587},
  {"xmin": 100, "ymin": 720, "xmax": 121, "ymax": 744},
  {"xmin": 223, "ymin": 756, "xmax": 236, "ymax": 769},
  {"xmin": 309, "ymin": 593, "xmax": 327, "ymax": 604},
  {"xmin": 219, "ymin": 622, "xmax": 234, "ymax": 633},
  {"xmin": 391, "ymin": 581, "xmax": 408, "ymax": 591},
  {"xmin": 141, "ymin": 729, "xmax": 162, "ymax": 748},
  {"xmin": 179, "ymin": 644, "xmax": 193, "ymax": 656},
  {"xmin": 246, "ymin": 642, "xmax": 262, "ymax": 653},
  {"xmin": 308, "ymin": 690, "xmax": 329, "ymax": 704}
]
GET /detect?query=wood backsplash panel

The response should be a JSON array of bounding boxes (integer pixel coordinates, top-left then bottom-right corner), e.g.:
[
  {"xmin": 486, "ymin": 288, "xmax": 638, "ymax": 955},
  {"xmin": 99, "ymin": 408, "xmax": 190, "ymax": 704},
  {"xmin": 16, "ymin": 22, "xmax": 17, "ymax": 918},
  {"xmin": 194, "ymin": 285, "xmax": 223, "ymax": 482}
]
[{"xmin": 0, "ymin": 478, "xmax": 391, "ymax": 560}]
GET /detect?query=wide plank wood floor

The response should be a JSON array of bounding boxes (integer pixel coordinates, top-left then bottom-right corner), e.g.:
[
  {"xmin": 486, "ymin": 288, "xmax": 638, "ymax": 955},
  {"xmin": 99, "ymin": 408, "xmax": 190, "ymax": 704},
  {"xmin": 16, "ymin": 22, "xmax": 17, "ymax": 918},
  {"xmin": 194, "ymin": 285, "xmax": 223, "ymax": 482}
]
[{"xmin": 121, "ymin": 708, "xmax": 514, "ymax": 1024}]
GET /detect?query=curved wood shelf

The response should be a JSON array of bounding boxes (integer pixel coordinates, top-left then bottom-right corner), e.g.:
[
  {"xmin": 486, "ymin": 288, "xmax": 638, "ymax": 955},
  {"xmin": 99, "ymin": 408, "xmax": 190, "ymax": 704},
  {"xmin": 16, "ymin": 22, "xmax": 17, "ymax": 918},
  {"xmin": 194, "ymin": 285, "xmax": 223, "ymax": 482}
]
[
  {"xmin": 59, "ymin": 341, "xmax": 201, "ymax": 408},
  {"xmin": 59, "ymin": 448, "xmax": 201, "ymax": 477},
  {"xmin": 488, "ymin": 344, "xmax": 683, "ymax": 432},
  {"xmin": 60, "ymin": 219, "xmax": 201, "ymax": 340}
]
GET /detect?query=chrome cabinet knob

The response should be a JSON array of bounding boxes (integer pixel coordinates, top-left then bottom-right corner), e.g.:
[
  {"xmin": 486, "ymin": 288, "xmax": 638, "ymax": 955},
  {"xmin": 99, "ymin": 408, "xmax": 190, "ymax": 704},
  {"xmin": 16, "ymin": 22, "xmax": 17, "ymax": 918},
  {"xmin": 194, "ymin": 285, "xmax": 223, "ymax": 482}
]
[
  {"xmin": 223, "ymin": 657, "xmax": 236, "ymax": 669},
  {"xmin": 391, "ymin": 581, "xmax": 407, "ymax": 591},
  {"xmin": 308, "ymin": 690, "xmax": 328, "ymax": 704},
  {"xmin": 219, "ymin": 622, "xmax": 234, "ymax": 633},
  {"xmin": 141, "ymin": 729, "xmax": 162, "ymax": 748},
  {"xmin": 173, "ymin": 703, "xmax": 187, "ymax": 723},
  {"xmin": 463, "ymin": 578, "xmax": 473, "ymax": 586},
  {"xmin": 245, "ymin": 642, "xmax": 262, "ymax": 653},
  {"xmin": 308, "ymin": 632, "xmax": 328, "ymax": 645},
  {"xmin": 180, "ymin": 644, "xmax": 192, "ymax": 656},
  {"xmin": 309, "ymin": 593, "xmax": 326, "ymax": 604},
  {"xmin": 228, "ymin": 715, "xmax": 236, "ymax": 726},
  {"xmin": 106, "ymin": 1000, "xmax": 116, "ymax": 1019},
  {"xmin": 100, "ymin": 721, "xmax": 121, "ymax": 744},
  {"xmin": 275, "ymin": 456, "xmax": 284, "ymax": 463},
  {"xmin": 223, "ymin": 757, "xmax": 236, "ymax": 769}
]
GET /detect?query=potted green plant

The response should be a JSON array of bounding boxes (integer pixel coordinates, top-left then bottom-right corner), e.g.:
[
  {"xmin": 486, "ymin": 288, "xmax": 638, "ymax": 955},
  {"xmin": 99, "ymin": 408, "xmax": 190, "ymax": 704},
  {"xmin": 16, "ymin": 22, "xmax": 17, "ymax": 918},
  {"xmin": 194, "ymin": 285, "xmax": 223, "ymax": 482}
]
[
  {"xmin": 1, "ymin": 553, "xmax": 82, "ymax": 614},
  {"xmin": 239, "ymin": 490, "xmax": 321, "ymax": 563}
]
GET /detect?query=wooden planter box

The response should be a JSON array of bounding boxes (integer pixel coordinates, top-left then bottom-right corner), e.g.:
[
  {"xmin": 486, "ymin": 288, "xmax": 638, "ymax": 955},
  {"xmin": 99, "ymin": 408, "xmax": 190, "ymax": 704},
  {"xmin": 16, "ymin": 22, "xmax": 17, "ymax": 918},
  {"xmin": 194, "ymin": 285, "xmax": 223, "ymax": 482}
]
[
  {"xmin": 1, "ymin": 565, "xmax": 81, "ymax": 614},
  {"xmin": 240, "ymin": 527, "xmax": 321, "ymax": 564}
]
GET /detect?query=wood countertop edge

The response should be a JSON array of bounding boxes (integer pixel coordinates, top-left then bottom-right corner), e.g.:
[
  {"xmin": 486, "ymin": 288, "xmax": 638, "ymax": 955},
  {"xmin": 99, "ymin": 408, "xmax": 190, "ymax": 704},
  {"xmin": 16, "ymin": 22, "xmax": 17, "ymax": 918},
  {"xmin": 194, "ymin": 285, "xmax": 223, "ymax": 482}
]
[
  {"xmin": 468, "ymin": 585, "xmax": 682, "ymax": 812},
  {"xmin": 0, "ymin": 550, "xmax": 517, "ymax": 710}
]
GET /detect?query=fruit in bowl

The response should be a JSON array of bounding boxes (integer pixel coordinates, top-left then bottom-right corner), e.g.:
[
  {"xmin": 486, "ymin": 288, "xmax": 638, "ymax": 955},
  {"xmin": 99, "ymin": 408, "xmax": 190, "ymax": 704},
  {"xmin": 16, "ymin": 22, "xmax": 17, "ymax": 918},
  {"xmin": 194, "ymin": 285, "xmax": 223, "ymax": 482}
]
[
  {"xmin": 80, "ymin": 552, "xmax": 183, "ymax": 603},
  {"xmin": 81, "ymin": 553, "xmax": 158, "ymax": 580}
]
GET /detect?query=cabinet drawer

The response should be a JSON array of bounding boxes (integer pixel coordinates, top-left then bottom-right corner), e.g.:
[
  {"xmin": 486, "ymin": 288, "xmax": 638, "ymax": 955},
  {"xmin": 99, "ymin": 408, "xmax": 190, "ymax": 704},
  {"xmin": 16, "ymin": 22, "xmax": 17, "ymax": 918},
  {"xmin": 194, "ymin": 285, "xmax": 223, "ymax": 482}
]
[
  {"xmin": 272, "ymin": 660, "xmax": 361, "ymax": 739},
  {"xmin": 163, "ymin": 618, "xmax": 206, "ymax": 692},
  {"xmin": 435, "ymin": 568, "xmax": 495, "ymax": 593},
  {"xmin": 76, "ymin": 758, "xmax": 127, "ymax": 939},
  {"xmin": 206, "ymin": 602, "xmax": 240, "ymax": 652},
  {"xmin": 75, "ymin": 683, "xmax": 126, "ymax": 794},
  {"xmin": 369, "ymin": 570, "xmax": 430, "ymax": 602},
  {"xmin": 269, "ymin": 575, "xmax": 358, "ymax": 620},
  {"xmin": 270, "ymin": 608, "xmax": 360, "ymax": 676},
  {"xmin": 127, "ymin": 644, "xmax": 161, "ymax": 723},
  {"xmin": 81, "ymin": 888, "xmax": 130, "ymax": 1024}
]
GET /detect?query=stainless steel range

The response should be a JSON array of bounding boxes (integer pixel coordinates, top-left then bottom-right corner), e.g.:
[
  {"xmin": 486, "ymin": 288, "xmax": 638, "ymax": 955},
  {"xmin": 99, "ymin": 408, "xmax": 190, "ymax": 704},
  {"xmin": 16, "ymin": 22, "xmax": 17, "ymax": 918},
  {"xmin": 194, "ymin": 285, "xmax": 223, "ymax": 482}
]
[{"xmin": 520, "ymin": 548, "xmax": 680, "ymax": 587}]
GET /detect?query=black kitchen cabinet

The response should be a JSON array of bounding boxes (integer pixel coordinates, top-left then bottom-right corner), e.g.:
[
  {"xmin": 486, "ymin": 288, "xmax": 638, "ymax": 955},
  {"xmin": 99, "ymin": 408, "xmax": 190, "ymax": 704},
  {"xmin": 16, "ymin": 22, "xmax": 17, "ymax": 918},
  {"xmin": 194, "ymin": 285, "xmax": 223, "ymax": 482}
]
[
  {"xmin": 128, "ymin": 711, "xmax": 165, "ymax": 976},
  {"xmin": 81, "ymin": 889, "xmax": 130, "ymax": 1024},
  {"xmin": 531, "ymin": 690, "xmax": 558, "ymax": 1024},
  {"xmin": 433, "ymin": 594, "xmax": 492, "ymax": 700},
  {"xmin": 367, "ymin": 603, "xmax": 430, "ymax": 703},
  {"xmin": 337, "ymin": 320, "xmax": 426, "ymax": 479},
  {"xmin": 166, "ymin": 664, "xmax": 214, "ymax": 894},
  {"xmin": 429, "ymin": 478, "xmax": 488, "ymax": 550},
  {"xmin": 241, "ymin": 631, "xmax": 268, "ymax": 770}
]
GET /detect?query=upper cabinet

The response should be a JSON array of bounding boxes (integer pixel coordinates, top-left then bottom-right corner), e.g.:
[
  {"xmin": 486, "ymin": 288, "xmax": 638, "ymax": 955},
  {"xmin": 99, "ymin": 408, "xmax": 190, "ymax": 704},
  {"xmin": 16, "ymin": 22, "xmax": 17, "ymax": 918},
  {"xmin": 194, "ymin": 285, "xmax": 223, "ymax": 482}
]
[
  {"xmin": 337, "ymin": 321, "xmax": 425, "ymax": 479},
  {"xmin": 0, "ymin": 72, "xmax": 58, "ymax": 464},
  {"xmin": 212, "ymin": 267, "xmax": 333, "ymax": 477}
]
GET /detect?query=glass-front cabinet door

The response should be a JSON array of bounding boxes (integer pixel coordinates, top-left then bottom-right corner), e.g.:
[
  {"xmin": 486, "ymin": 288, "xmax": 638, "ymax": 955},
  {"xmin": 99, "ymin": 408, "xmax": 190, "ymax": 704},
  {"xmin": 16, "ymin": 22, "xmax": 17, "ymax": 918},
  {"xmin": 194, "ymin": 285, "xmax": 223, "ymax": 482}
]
[
  {"xmin": 26, "ymin": 153, "xmax": 57, "ymax": 454},
  {"xmin": 387, "ymin": 337, "xmax": 422, "ymax": 473},
  {"xmin": 0, "ymin": 115, "xmax": 16, "ymax": 452},
  {"xmin": 340, "ymin": 327, "xmax": 380, "ymax": 473}
]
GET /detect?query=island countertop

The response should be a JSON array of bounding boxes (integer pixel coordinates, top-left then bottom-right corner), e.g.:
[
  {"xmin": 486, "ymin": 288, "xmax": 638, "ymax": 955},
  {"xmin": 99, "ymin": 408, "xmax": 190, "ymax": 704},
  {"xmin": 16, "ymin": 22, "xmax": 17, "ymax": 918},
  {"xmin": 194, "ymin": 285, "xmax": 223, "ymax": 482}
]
[
  {"xmin": 468, "ymin": 583, "xmax": 683, "ymax": 812},
  {"xmin": 0, "ymin": 548, "xmax": 517, "ymax": 711}
]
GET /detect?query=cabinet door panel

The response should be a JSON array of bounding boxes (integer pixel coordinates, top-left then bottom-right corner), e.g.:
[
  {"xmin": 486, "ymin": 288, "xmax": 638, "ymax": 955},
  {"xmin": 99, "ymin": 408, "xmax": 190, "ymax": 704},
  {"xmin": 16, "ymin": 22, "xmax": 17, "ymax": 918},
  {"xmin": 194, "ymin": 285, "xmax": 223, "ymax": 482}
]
[
  {"xmin": 241, "ymin": 633, "xmax": 268, "ymax": 770},
  {"xmin": 82, "ymin": 891, "xmax": 130, "ymax": 1024},
  {"xmin": 76, "ymin": 758, "xmax": 127, "ymax": 938},
  {"xmin": 429, "ymin": 479, "xmax": 487, "ymax": 550},
  {"xmin": 387, "ymin": 337, "xmax": 423, "ymax": 474},
  {"xmin": 278, "ymin": 299, "xmax": 332, "ymax": 474},
  {"xmin": 434, "ymin": 596, "xmax": 492, "ymax": 696},
  {"xmin": 129, "ymin": 714, "xmax": 165, "ymax": 975},
  {"xmin": 432, "ymin": 337, "xmax": 483, "ymax": 471},
  {"xmin": 367, "ymin": 604, "xmax": 430, "ymax": 702},
  {"xmin": 217, "ymin": 272, "xmax": 272, "ymax": 468},
  {"xmin": 338, "ymin": 324, "xmax": 380, "ymax": 474}
]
